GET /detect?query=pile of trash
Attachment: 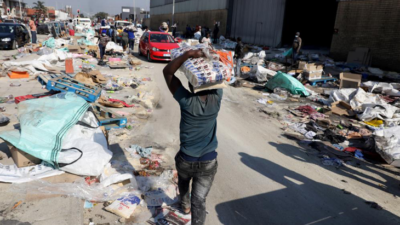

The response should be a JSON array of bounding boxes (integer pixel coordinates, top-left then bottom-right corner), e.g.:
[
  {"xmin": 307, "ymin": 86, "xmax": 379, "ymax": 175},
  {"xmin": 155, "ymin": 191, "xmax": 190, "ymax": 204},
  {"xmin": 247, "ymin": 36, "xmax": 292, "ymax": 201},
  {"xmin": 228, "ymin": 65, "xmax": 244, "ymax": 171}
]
[
  {"xmin": 256, "ymin": 69, "xmax": 400, "ymax": 168},
  {"xmin": 0, "ymin": 24, "xmax": 189, "ymax": 224}
]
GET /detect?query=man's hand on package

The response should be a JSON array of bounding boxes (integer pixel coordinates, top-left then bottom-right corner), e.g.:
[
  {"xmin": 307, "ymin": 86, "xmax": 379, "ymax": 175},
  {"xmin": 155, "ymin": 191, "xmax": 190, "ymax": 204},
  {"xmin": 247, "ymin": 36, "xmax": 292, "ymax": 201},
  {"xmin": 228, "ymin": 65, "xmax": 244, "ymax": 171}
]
[{"xmin": 187, "ymin": 49, "xmax": 204, "ymax": 59}]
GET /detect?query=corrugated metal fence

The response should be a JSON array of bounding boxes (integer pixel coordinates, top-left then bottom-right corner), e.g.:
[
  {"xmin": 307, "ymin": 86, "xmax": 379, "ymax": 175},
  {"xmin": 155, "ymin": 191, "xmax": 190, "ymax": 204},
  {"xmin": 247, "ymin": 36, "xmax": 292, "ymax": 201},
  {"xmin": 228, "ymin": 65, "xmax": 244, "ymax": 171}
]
[
  {"xmin": 151, "ymin": 0, "xmax": 228, "ymax": 15},
  {"xmin": 230, "ymin": 0, "xmax": 286, "ymax": 47}
]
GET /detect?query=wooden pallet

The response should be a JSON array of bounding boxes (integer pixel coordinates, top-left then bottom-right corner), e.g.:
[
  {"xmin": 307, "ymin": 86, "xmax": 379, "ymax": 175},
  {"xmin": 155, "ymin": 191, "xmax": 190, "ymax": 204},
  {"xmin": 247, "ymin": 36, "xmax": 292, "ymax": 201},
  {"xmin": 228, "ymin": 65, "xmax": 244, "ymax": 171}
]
[{"xmin": 308, "ymin": 77, "xmax": 337, "ymax": 86}]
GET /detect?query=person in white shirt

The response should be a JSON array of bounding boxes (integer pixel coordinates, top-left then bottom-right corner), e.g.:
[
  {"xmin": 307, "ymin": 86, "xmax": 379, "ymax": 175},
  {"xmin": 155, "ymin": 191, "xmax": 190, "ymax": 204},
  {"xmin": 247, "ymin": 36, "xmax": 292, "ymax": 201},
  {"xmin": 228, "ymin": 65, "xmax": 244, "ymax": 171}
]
[
  {"xmin": 194, "ymin": 30, "xmax": 201, "ymax": 40},
  {"xmin": 201, "ymin": 33, "xmax": 212, "ymax": 47}
]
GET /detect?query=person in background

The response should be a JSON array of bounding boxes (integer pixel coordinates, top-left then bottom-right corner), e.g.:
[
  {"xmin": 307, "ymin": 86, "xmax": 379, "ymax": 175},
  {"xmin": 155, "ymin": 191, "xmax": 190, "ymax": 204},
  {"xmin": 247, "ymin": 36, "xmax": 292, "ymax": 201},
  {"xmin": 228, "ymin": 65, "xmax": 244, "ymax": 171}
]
[
  {"xmin": 194, "ymin": 26, "xmax": 201, "ymax": 40},
  {"xmin": 142, "ymin": 26, "xmax": 149, "ymax": 32},
  {"xmin": 127, "ymin": 28, "xmax": 135, "ymax": 53},
  {"xmin": 163, "ymin": 49, "xmax": 222, "ymax": 225},
  {"xmin": 186, "ymin": 25, "xmax": 191, "ymax": 39},
  {"xmin": 172, "ymin": 22, "xmax": 177, "ymax": 37},
  {"xmin": 35, "ymin": 19, "xmax": 39, "ymax": 27},
  {"xmin": 159, "ymin": 22, "xmax": 169, "ymax": 33},
  {"xmin": 97, "ymin": 33, "xmax": 110, "ymax": 60},
  {"xmin": 201, "ymin": 33, "xmax": 212, "ymax": 47},
  {"xmin": 101, "ymin": 18, "xmax": 106, "ymax": 27},
  {"xmin": 116, "ymin": 26, "xmax": 123, "ymax": 46},
  {"xmin": 29, "ymin": 18, "xmax": 37, "ymax": 44},
  {"xmin": 68, "ymin": 19, "xmax": 75, "ymax": 36},
  {"xmin": 121, "ymin": 27, "xmax": 129, "ymax": 51},
  {"xmin": 292, "ymin": 32, "xmax": 302, "ymax": 65},
  {"xmin": 213, "ymin": 22, "xmax": 219, "ymax": 44},
  {"xmin": 234, "ymin": 37, "xmax": 244, "ymax": 77}
]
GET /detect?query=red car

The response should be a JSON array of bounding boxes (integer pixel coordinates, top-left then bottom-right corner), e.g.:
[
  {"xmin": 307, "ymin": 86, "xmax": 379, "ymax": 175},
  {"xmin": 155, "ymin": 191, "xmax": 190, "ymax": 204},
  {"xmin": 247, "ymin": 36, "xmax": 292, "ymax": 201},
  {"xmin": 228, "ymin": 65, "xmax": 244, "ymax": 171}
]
[{"xmin": 138, "ymin": 31, "xmax": 180, "ymax": 62}]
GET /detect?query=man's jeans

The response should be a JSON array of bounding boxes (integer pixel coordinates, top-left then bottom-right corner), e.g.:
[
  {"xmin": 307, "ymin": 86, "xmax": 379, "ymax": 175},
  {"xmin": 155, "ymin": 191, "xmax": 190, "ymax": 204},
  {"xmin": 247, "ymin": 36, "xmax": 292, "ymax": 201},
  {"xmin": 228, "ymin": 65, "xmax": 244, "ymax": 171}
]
[
  {"xmin": 31, "ymin": 31, "xmax": 37, "ymax": 44},
  {"xmin": 236, "ymin": 58, "xmax": 242, "ymax": 77},
  {"xmin": 175, "ymin": 153, "xmax": 218, "ymax": 225},
  {"xmin": 129, "ymin": 39, "xmax": 135, "ymax": 50}
]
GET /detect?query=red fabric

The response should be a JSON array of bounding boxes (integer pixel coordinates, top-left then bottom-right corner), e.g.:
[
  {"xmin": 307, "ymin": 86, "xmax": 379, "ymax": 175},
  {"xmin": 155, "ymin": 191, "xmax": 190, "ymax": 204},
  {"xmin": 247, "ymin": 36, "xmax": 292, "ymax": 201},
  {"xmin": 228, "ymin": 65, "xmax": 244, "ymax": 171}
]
[
  {"xmin": 296, "ymin": 105, "xmax": 317, "ymax": 115},
  {"xmin": 109, "ymin": 99, "xmax": 135, "ymax": 107},
  {"xmin": 69, "ymin": 29, "xmax": 75, "ymax": 36},
  {"xmin": 343, "ymin": 147, "xmax": 358, "ymax": 153}
]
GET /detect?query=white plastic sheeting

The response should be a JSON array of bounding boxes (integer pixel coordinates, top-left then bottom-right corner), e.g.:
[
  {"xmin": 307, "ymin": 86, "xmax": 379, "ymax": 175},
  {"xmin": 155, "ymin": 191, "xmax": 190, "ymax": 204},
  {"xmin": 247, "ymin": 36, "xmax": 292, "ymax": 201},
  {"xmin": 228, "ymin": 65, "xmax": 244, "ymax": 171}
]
[{"xmin": 374, "ymin": 126, "xmax": 400, "ymax": 167}]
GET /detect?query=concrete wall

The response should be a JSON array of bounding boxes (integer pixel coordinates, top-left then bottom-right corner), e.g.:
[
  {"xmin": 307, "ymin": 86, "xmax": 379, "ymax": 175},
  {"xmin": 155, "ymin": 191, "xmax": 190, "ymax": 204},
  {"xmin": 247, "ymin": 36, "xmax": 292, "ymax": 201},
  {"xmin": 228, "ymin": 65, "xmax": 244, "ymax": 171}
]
[
  {"xmin": 331, "ymin": 0, "xmax": 400, "ymax": 71},
  {"xmin": 150, "ymin": 9, "xmax": 228, "ymax": 36}
]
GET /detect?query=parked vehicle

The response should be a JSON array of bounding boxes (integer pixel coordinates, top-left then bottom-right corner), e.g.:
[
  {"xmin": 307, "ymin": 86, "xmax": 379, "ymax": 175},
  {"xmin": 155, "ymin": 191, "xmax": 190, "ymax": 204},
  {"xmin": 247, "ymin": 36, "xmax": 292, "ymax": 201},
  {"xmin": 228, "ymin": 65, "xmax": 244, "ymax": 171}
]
[
  {"xmin": 138, "ymin": 31, "xmax": 179, "ymax": 62},
  {"xmin": 37, "ymin": 23, "xmax": 50, "ymax": 34},
  {"xmin": 73, "ymin": 18, "xmax": 91, "ymax": 28},
  {"xmin": 115, "ymin": 20, "xmax": 132, "ymax": 28},
  {"xmin": 0, "ymin": 23, "xmax": 30, "ymax": 50}
]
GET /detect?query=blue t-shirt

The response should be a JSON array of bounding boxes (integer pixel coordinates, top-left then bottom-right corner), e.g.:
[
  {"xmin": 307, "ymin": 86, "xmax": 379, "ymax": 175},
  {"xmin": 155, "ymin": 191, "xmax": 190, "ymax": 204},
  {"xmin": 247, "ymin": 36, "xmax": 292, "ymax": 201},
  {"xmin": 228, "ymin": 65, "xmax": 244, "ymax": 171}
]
[
  {"xmin": 128, "ymin": 31, "xmax": 135, "ymax": 39},
  {"xmin": 174, "ymin": 86, "xmax": 223, "ymax": 157}
]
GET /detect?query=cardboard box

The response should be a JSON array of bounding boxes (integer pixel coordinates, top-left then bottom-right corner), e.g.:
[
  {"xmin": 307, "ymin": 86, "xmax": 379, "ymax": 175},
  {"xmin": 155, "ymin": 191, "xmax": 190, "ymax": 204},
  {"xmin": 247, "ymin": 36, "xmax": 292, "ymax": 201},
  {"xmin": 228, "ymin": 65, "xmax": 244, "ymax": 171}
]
[
  {"xmin": 303, "ymin": 71, "xmax": 323, "ymax": 80},
  {"xmin": 304, "ymin": 63, "xmax": 323, "ymax": 72},
  {"xmin": 6, "ymin": 142, "xmax": 41, "ymax": 168},
  {"xmin": 298, "ymin": 61, "xmax": 307, "ymax": 70},
  {"xmin": 65, "ymin": 58, "xmax": 74, "ymax": 74},
  {"xmin": 340, "ymin": 72, "xmax": 361, "ymax": 89},
  {"xmin": 331, "ymin": 101, "xmax": 355, "ymax": 117},
  {"xmin": 68, "ymin": 45, "xmax": 82, "ymax": 54}
]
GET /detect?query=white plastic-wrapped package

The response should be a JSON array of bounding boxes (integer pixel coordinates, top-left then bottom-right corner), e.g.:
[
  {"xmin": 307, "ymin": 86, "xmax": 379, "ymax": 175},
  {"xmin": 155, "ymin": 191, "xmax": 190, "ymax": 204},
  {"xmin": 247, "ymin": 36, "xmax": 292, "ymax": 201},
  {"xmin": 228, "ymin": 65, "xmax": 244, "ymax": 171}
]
[{"xmin": 171, "ymin": 43, "xmax": 232, "ymax": 87}]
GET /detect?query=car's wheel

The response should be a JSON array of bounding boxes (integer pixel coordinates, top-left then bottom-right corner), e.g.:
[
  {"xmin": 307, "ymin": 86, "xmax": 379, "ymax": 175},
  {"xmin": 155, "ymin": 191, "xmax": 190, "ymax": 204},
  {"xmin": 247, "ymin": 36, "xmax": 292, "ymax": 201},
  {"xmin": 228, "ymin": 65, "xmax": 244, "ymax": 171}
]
[
  {"xmin": 11, "ymin": 40, "xmax": 16, "ymax": 50},
  {"xmin": 147, "ymin": 51, "xmax": 152, "ymax": 62}
]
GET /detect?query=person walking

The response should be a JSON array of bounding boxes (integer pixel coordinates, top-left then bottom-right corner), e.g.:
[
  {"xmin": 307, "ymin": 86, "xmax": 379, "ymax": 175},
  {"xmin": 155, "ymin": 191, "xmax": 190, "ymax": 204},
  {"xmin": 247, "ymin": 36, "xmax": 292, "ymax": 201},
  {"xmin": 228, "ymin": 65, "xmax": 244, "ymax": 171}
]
[
  {"xmin": 213, "ymin": 22, "xmax": 219, "ymax": 44},
  {"xmin": 172, "ymin": 22, "xmax": 177, "ymax": 37},
  {"xmin": 127, "ymin": 28, "xmax": 135, "ymax": 53},
  {"xmin": 68, "ymin": 19, "xmax": 75, "ymax": 36},
  {"xmin": 97, "ymin": 33, "xmax": 110, "ymax": 60},
  {"xmin": 292, "ymin": 32, "xmax": 302, "ymax": 65},
  {"xmin": 121, "ymin": 27, "xmax": 129, "ymax": 51},
  {"xmin": 234, "ymin": 37, "xmax": 244, "ymax": 77},
  {"xmin": 163, "ymin": 49, "xmax": 222, "ymax": 225},
  {"xmin": 29, "ymin": 18, "xmax": 37, "ymax": 44}
]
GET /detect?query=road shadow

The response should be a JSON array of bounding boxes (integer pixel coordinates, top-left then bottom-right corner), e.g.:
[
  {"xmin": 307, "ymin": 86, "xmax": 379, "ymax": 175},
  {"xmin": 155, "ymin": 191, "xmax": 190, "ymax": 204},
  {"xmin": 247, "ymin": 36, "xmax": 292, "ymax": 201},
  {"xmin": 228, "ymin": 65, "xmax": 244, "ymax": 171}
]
[
  {"xmin": 271, "ymin": 141, "xmax": 400, "ymax": 196},
  {"xmin": 215, "ymin": 152, "xmax": 400, "ymax": 225}
]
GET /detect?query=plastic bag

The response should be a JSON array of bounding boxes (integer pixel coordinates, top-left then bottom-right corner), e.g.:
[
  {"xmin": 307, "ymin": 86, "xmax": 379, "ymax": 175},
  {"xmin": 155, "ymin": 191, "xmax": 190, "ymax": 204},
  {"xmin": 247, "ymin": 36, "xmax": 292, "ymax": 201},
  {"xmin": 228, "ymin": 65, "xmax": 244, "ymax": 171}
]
[
  {"xmin": 105, "ymin": 194, "xmax": 141, "ymax": 218},
  {"xmin": 58, "ymin": 111, "xmax": 112, "ymax": 176},
  {"xmin": 100, "ymin": 161, "xmax": 135, "ymax": 188},
  {"xmin": 12, "ymin": 177, "xmax": 141, "ymax": 202}
]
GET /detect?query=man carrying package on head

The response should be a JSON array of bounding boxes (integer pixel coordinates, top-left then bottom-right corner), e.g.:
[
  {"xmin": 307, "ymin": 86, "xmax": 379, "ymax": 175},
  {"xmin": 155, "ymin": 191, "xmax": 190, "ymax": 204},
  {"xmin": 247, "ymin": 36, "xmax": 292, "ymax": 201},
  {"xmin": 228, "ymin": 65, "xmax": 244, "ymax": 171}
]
[{"xmin": 163, "ymin": 49, "xmax": 223, "ymax": 225}]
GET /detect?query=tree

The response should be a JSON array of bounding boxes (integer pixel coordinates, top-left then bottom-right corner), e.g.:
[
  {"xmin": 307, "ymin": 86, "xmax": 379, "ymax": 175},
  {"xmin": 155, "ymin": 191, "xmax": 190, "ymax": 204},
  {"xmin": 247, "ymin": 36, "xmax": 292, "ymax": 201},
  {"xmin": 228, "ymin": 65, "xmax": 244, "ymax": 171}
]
[
  {"xmin": 94, "ymin": 12, "xmax": 109, "ymax": 20},
  {"xmin": 79, "ymin": 13, "xmax": 85, "ymax": 18},
  {"xmin": 32, "ymin": 1, "xmax": 47, "ymax": 19}
]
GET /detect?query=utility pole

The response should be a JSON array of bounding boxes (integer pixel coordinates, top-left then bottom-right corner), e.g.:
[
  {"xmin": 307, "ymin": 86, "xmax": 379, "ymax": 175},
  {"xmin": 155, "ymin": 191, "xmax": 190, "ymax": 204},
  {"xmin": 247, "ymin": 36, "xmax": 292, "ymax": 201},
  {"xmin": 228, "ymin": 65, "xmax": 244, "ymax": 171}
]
[
  {"xmin": 133, "ymin": 0, "xmax": 136, "ymax": 25},
  {"xmin": 19, "ymin": 0, "xmax": 22, "ymax": 20},
  {"xmin": 172, "ymin": 0, "xmax": 175, "ymax": 26}
]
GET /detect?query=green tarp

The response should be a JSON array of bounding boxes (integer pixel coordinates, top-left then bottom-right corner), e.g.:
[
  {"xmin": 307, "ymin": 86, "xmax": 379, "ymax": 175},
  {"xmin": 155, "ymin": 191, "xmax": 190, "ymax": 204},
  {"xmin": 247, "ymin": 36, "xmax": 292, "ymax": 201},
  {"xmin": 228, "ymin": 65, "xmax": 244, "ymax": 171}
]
[
  {"xmin": 0, "ymin": 93, "xmax": 90, "ymax": 167},
  {"xmin": 42, "ymin": 37, "xmax": 55, "ymax": 49},
  {"xmin": 266, "ymin": 71, "xmax": 310, "ymax": 96}
]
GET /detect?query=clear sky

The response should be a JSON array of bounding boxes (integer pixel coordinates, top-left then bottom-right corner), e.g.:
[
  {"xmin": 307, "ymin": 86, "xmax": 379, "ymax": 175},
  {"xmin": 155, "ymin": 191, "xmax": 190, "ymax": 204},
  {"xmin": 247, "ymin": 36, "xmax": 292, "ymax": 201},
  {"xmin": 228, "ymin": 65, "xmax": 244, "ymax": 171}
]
[{"xmin": 23, "ymin": 0, "xmax": 150, "ymax": 16}]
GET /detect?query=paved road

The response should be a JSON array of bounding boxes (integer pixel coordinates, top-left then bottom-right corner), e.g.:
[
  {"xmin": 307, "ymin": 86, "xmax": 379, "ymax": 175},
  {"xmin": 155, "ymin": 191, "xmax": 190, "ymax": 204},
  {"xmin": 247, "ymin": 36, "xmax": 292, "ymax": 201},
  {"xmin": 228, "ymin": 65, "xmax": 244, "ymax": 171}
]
[
  {"xmin": 134, "ymin": 50, "xmax": 400, "ymax": 225},
  {"xmin": 0, "ymin": 42, "xmax": 399, "ymax": 224}
]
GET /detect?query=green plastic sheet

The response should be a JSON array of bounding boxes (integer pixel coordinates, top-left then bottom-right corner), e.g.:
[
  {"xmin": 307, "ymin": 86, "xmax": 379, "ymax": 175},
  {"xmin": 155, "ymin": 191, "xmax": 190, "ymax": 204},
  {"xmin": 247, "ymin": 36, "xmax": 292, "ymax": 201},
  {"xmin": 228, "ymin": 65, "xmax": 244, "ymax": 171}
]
[
  {"xmin": 266, "ymin": 71, "xmax": 309, "ymax": 96},
  {"xmin": 0, "ymin": 93, "xmax": 90, "ymax": 167}
]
